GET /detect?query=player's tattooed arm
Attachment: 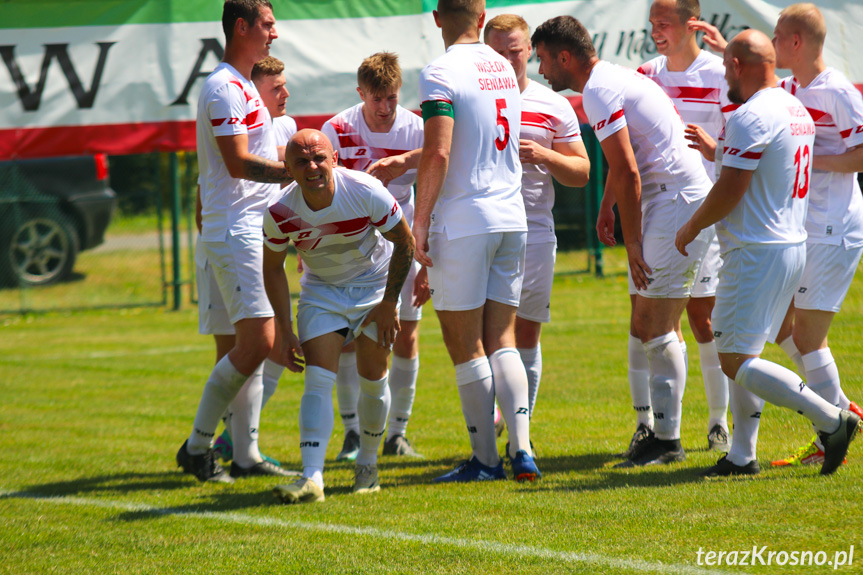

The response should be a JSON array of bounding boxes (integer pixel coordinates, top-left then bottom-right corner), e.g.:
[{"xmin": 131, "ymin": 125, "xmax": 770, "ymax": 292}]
[
  {"xmin": 242, "ymin": 156, "xmax": 293, "ymax": 184},
  {"xmin": 361, "ymin": 216, "xmax": 416, "ymax": 347},
  {"xmin": 381, "ymin": 216, "xmax": 416, "ymax": 303},
  {"xmin": 216, "ymin": 133, "xmax": 293, "ymax": 184}
]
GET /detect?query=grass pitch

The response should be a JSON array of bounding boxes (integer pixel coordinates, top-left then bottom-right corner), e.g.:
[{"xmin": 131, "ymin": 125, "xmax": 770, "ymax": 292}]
[{"xmin": 2, "ymin": 246, "xmax": 862, "ymax": 574}]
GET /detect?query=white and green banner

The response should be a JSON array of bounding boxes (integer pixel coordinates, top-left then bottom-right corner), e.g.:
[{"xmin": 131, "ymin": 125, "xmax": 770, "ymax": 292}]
[{"xmin": 1, "ymin": 0, "xmax": 861, "ymax": 158}]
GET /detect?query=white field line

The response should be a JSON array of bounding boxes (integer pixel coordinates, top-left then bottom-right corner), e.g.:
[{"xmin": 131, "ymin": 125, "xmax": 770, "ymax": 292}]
[{"xmin": 1, "ymin": 490, "xmax": 746, "ymax": 575}]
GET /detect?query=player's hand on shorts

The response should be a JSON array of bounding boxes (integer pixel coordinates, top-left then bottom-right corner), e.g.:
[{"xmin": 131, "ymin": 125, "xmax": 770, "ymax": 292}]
[
  {"xmin": 413, "ymin": 265, "xmax": 431, "ymax": 307},
  {"xmin": 626, "ymin": 241, "xmax": 652, "ymax": 291},
  {"xmin": 519, "ymin": 139, "xmax": 548, "ymax": 165},
  {"xmin": 412, "ymin": 222, "xmax": 433, "ymax": 267},
  {"xmin": 367, "ymin": 155, "xmax": 408, "ymax": 187},
  {"xmin": 296, "ymin": 253, "xmax": 304, "ymax": 273},
  {"xmin": 596, "ymin": 206, "xmax": 617, "ymax": 247},
  {"xmin": 362, "ymin": 300, "xmax": 400, "ymax": 348},
  {"xmin": 674, "ymin": 221, "xmax": 699, "ymax": 257},
  {"xmin": 281, "ymin": 329, "xmax": 305, "ymax": 373},
  {"xmin": 688, "ymin": 20, "xmax": 727, "ymax": 53},
  {"xmin": 685, "ymin": 124, "xmax": 717, "ymax": 162}
]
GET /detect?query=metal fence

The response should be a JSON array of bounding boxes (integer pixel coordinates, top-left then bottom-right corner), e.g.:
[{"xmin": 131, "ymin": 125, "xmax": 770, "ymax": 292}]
[{"xmin": 0, "ymin": 153, "xmax": 197, "ymax": 314}]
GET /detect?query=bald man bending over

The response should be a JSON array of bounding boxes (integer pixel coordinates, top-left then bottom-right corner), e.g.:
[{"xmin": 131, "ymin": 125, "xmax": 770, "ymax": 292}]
[
  {"xmin": 263, "ymin": 129, "xmax": 415, "ymax": 502},
  {"xmin": 676, "ymin": 30, "xmax": 860, "ymax": 477}
]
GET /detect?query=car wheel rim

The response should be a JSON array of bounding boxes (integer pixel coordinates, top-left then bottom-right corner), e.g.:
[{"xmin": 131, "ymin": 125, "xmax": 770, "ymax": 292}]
[{"xmin": 10, "ymin": 218, "xmax": 71, "ymax": 285}]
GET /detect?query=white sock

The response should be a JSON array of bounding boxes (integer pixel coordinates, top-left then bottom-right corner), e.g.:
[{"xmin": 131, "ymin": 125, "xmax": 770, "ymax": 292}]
[
  {"xmin": 357, "ymin": 374, "xmax": 391, "ymax": 466},
  {"xmin": 229, "ymin": 363, "xmax": 264, "ymax": 468},
  {"xmin": 518, "ymin": 345, "xmax": 542, "ymax": 418},
  {"xmin": 726, "ymin": 378, "xmax": 765, "ymax": 467},
  {"xmin": 680, "ymin": 340, "xmax": 689, "ymax": 375},
  {"xmin": 300, "ymin": 366, "xmax": 336, "ymax": 489},
  {"xmin": 387, "ymin": 354, "xmax": 419, "ymax": 439},
  {"xmin": 698, "ymin": 340, "xmax": 729, "ymax": 431},
  {"xmin": 262, "ymin": 358, "xmax": 284, "ymax": 409},
  {"xmin": 336, "ymin": 351, "xmax": 360, "ymax": 436},
  {"xmin": 490, "ymin": 348, "xmax": 532, "ymax": 458},
  {"xmin": 802, "ymin": 348, "xmax": 843, "ymax": 407},
  {"xmin": 644, "ymin": 332, "xmax": 687, "ymax": 441},
  {"xmin": 188, "ymin": 355, "xmax": 248, "ymax": 454},
  {"xmin": 778, "ymin": 335, "xmax": 805, "ymax": 374},
  {"xmin": 736, "ymin": 358, "xmax": 842, "ymax": 433},
  {"xmin": 455, "ymin": 357, "xmax": 498, "ymax": 467},
  {"xmin": 628, "ymin": 334, "xmax": 653, "ymax": 428}
]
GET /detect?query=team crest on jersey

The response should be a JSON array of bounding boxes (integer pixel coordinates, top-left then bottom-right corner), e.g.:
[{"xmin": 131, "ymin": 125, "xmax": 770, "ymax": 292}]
[{"xmin": 293, "ymin": 228, "xmax": 323, "ymax": 241}]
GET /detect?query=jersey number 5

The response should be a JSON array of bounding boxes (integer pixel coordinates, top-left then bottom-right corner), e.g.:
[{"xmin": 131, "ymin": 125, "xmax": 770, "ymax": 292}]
[
  {"xmin": 495, "ymin": 98, "xmax": 510, "ymax": 151},
  {"xmin": 793, "ymin": 145, "xmax": 810, "ymax": 199}
]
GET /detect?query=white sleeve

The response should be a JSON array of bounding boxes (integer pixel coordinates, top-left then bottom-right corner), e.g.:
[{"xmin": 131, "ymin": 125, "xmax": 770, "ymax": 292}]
[
  {"xmin": 368, "ymin": 181, "xmax": 404, "ymax": 234},
  {"xmin": 721, "ymin": 109, "xmax": 769, "ymax": 171},
  {"xmin": 552, "ymin": 98, "xmax": 582, "ymax": 143},
  {"xmin": 208, "ymin": 82, "xmax": 250, "ymax": 137},
  {"xmin": 834, "ymin": 86, "xmax": 863, "ymax": 149},
  {"xmin": 263, "ymin": 199, "xmax": 292, "ymax": 252},
  {"xmin": 583, "ymin": 87, "xmax": 626, "ymax": 142}
]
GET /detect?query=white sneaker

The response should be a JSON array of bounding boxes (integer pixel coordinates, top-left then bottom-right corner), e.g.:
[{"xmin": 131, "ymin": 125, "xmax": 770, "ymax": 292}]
[
  {"xmin": 273, "ymin": 478, "xmax": 325, "ymax": 504},
  {"xmin": 353, "ymin": 464, "xmax": 380, "ymax": 494}
]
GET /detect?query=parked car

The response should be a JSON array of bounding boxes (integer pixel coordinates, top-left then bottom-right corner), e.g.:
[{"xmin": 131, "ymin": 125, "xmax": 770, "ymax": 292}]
[{"xmin": 0, "ymin": 154, "xmax": 116, "ymax": 287}]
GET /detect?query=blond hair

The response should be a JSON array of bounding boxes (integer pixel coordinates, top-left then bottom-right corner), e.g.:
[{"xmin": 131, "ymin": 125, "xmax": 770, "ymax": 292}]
[
  {"xmin": 483, "ymin": 14, "xmax": 529, "ymax": 42},
  {"xmin": 251, "ymin": 56, "xmax": 284, "ymax": 81},
  {"xmin": 357, "ymin": 52, "xmax": 402, "ymax": 94},
  {"xmin": 779, "ymin": 3, "xmax": 826, "ymax": 48}
]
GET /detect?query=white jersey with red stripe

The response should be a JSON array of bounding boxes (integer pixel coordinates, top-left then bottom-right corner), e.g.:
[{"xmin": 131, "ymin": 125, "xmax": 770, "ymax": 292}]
[
  {"xmin": 196, "ymin": 62, "xmax": 275, "ymax": 241},
  {"xmin": 520, "ymin": 80, "xmax": 582, "ymax": 244},
  {"xmin": 321, "ymin": 103, "xmax": 423, "ymax": 207},
  {"xmin": 419, "ymin": 43, "xmax": 525, "ymax": 240},
  {"xmin": 779, "ymin": 69, "xmax": 863, "ymax": 248},
  {"xmin": 583, "ymin": 61, "xmax": 710, "ymax": 204},
  {"xmin": 272, "ymin": 115, "xmax": 298, "ymax": 147},
  {"xmin": 638, "ymin": 51, "xmax": 734, "ymax": 181},
  {"xmin": 717, "ymin": 88, "xmax": 814, "ymax": 249},
  {"xmin": 263, "ymin": 168, "xmax": 403, "ymax": 288}
]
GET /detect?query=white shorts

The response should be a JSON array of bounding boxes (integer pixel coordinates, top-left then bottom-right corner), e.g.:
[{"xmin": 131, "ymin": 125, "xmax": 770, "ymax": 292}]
[
  {"xmin": 196, "ymin": 234, "xmax": 273, "ymax": 335},
  {"xmin": 399, "ymin": 258, "xmax": 424, "ymax": 322},
  {"xmin": 427, "ymin": 231, "xmax": 526, "ymax": 311},
  {"xmin": 691, "ymin": 235, "xmax": 722, "ymax": 298},
  {"xmin": 297, "ymin": 282, "xmax": 388, "ymax": 345},
  {"xmin": 713, "ymin": 243, "xmax": 805, "ymax": 355},
  {"xmin": 517, "ymin": 241, "xmax": 556, "ymax": 323},
  {"xmin": 794, "ymin": 242, "xmax": 863, "ymax": 313},
  {"xmin": 628, "ymin": 197, "xmax": 712, "ymax": 298}
]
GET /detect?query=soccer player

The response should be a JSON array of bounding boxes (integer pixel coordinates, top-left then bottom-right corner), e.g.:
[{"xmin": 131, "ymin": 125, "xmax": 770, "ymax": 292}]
[
  {"xmin": 321, "ymin": 52, "xmax": 427, "ymax": 460},
  {"xmin": 636, "ymin": 0, "xmax": 733, "ymax": 453},
  {"xmin": 483, "ymin": 14, "xmax": 590, "ymax": 421},
  {"xmin": 252, "ymin": 56, "xmax": 297, "ymax": 154},
  {"xmin": 770, "ymin": 4, "xmax": 863, "ymax": 467},
  {"xmin": 265, "ymin": 129, "xmax": 415, "ymax": 504},
  {"xmin": 690, "ymin": 5, "xmax": 863, "ymax": 468},
  {"xmin": 177, "ymin": 0, "xmax": 297, "ymax": 483},
  {"xmin": 206, "ymin": 55, "xmax": 299, "ymax": 470},
  {"xmin": 416, "ymin": 0, "xmax": 540, "ymax": 482},
  {"xmin": 675, "ymin": 29, "xmax": 860, "ymax": 477},
  {"xmin": 532, "ymin": 16, "xmax": 713, "ymax": 467}
]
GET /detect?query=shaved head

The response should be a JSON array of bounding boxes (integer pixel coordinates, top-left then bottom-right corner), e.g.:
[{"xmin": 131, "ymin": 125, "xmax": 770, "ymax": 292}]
[
  {"xmin": 727, "ymin": 29, "xmax": 776, "ymax": 66},
  {"xmin": 287, "ymin": 129, "xmax": 333, "ymax": 157},
  {"xmin": 285, "ymin": 129, "xmax": 338, "ymax": 199},
  {"xmin": 724, "ymin": 29, "xmax": 776, "ymax": 104}
]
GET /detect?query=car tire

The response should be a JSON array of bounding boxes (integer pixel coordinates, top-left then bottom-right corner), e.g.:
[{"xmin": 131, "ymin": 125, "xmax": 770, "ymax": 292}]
[{"xmin": 3, "ymin": 215, "xmax": 80, "ymax": 287}]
